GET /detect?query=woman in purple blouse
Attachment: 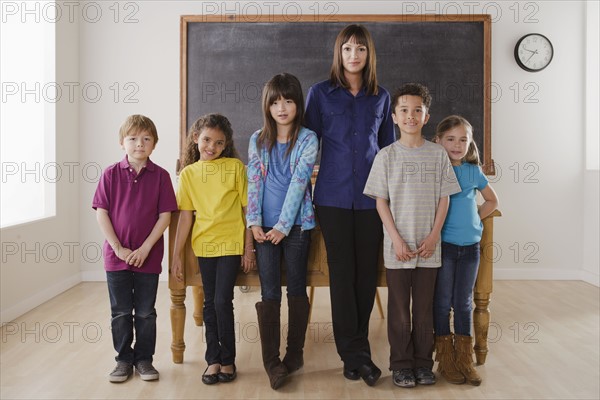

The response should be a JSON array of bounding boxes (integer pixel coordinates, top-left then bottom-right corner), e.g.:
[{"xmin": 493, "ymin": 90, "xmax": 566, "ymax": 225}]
[{"xmin": 304, "ymin": 24, "xmax": 395, "ymax": 387}]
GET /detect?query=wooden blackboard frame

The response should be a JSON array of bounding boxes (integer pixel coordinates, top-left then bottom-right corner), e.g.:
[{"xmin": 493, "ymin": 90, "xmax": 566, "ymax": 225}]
[{"xmin": 180, "ymin": 14, "xmax": 493, "ymax": 174}]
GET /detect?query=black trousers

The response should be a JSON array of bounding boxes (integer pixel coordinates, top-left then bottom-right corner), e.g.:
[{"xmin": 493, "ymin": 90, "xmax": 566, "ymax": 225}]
[{"xmin": 316, "ymin": 205, "xmax": 383, "ymax": 370}]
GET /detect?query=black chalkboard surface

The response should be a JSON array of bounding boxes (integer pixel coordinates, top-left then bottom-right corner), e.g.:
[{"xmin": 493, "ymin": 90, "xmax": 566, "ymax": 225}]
[{"xmin": 181, "ymin": 15, "xmax": 492, "ymax": 172}]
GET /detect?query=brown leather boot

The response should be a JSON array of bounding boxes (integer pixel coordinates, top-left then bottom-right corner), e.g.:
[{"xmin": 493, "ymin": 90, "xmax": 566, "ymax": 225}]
[
  {"xmin": 434, "ymin": 335, "xmax": 465, "ymax": 384},
  {"xmin": 256, "ymin": 301, "xmax": 289, "ymax": 389},
  {"xmin": 282, "ymin": 296, "xmax": 310, "ymax": 373},
  {"xmin": 454, "ymin": 334, "xmax": 482, "ymax": 386}
]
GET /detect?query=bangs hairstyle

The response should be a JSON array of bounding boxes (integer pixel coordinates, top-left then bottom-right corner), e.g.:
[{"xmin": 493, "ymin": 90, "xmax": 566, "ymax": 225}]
[
  {"xmin": 259, "ymin": 73, "xmax": 305, "ymax": 156},
  {"xmin": 434, "ymin": 115, "xmax": 481, "ymax": 165},
  {"xmin": 119, "ymin": 114, "xmax": 158, "ymax": 144},
  {"xmin": 181, "ymin": 113, "xmax": 240, "ymax": 168},
  {"xmin": 330, "ymin": 24, "xmax": 379, "ymax": 96}
]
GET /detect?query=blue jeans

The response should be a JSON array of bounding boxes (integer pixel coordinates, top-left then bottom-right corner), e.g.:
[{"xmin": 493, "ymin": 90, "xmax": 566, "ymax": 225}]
[
  {"xmin": 198, "ymin": 255, "xmax": 239, "ymax": 366},
  {"xmin": 433, "ymin": 242, "xmax": 480, "ymax": 336},
  {"xmin": 256, "ymin": 225, "xmax": 311, "ymax": 302},
  {"xmin": 106, "ymin": 270, "xmax": 159, "ymax": 364}
]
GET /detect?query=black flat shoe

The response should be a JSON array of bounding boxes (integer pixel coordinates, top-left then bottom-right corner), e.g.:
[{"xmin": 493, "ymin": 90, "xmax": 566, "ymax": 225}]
[
  {"xmin": 357, "ymin": 361, "xmax": 381, "ymax": 387},
  {"xmin": 202, "ymin": 366, "xmax": 220, "ymax": 385},
  {"xmin": 343, "ymin": 368, "xmax": 361, "ymax": 381},
  {"xmin": 217, "ymin": 364, "xmax": 237, "ymax": 383}
]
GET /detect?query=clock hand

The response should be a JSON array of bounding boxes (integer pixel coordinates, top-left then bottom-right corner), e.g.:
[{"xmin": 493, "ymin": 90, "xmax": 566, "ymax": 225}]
[
  {"xmin": 522, "ymin": 46, "xmax": 536, "ymax": 54},
  {"xmin": 525, "ymin": 49, "xmax": 538, "ymax": 63}
]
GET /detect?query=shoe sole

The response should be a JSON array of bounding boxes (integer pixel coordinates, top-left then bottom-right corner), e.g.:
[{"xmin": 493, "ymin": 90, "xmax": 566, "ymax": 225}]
[
  {"xmin": 139, "ymin": 373, "xmax": 159, "ymax": 381},
  {"xmin": 109, "ymin": 374, "xmax": 131, "ymax": 383},
  {"xmin": 394, "ymin": 381, "xmax": 416, "ymax": 388},
  {"xmin": 343, "ymin": 373, "xmax": 361, "ymax": 381},
  {"xmin": 362, "ymin": 370, "xmax": 381, "ymax": 386}
]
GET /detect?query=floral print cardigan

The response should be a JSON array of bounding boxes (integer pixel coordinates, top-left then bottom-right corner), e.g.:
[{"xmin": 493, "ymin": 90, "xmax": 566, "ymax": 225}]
[{"xmin": 246, "ymin": 126, "xmax": 319, "ymax": 236}]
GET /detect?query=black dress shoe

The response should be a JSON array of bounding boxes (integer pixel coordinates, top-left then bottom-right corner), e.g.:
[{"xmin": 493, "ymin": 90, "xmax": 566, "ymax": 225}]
[
  {"xmin": 217, "ymin": 364, "xmax": 237, "ymax": 383},
  {"xmin": 202, "ymin": 366, "xmax": 219, "ymax": 385},
  {"xmin": 357, "ymin": 361, "xmax": 381, "ymax": 386},
  {"xmin": 343, "ymin": 368, "xmax": 361, "ymax": 381}
]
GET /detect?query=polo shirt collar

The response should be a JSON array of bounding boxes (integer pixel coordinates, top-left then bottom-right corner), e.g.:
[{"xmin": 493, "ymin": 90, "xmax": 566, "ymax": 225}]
[{"xmin": 119, "ymin": 156, "xmax": 156, "ymax": 172}]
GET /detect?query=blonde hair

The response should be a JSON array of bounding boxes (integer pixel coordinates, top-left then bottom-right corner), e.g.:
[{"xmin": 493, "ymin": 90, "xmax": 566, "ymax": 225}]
[
  {"xmin": 434, "ymin": 115, "xmax": 481, "ymax": 165},
  {"xmin": 329, "ymin": 24, "xmax": 379, "ymax": 96},
  {"xmin": 181, "ymin": 114, "xmax": 240, "ymax": 168},
  {"xmin": 119, "ymin": 114, "xmax": 158, "ymax": 144}
]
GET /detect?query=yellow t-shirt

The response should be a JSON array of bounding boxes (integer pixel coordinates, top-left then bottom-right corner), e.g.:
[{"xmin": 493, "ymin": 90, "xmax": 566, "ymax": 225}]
[{"xmin": 177, "ymin": 158, "xmax": 247, "ymax": 257}]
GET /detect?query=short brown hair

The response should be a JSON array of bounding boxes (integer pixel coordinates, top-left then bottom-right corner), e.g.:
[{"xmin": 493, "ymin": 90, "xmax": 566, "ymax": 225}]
[
  {"xmin": 119, "ymin": 114, "xmax": 159, "ymax": 144},
  {"xmin": 391, "ymin": 83, "xmax": 432, "ymax": 111}
]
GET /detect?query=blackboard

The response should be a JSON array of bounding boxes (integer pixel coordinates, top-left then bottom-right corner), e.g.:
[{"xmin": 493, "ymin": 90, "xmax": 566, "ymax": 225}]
[{"xmin": 181, "ymin": 15, "xmax": 492, "ymax": 173}]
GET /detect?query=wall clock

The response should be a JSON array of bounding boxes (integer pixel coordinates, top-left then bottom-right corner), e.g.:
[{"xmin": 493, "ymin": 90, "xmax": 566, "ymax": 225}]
[{"xmin": 514, "ymin": 33, "xmax": 554, "ymax": 72}]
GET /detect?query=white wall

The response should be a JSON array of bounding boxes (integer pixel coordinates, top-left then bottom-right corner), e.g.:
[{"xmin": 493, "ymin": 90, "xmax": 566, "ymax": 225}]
[
  {"xmin": 1, "ymin": 17, "xmax": 81, "ymax": 323},
  {"xmin": 79, "ymin": 0, "xmax": 597, "ymax": 283},
  {"xmin": 2, "ymin": 0, "xmax": 598, "ymax": 323}
]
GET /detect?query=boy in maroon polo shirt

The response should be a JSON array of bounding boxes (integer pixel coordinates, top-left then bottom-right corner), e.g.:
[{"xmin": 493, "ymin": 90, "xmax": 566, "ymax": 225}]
[{"xmin": 93, "ymin": 115, "xmax": 177, "ymax": 383}]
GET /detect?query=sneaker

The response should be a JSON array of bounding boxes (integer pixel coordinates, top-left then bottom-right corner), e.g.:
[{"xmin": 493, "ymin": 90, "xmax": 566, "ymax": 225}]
[
  {"xmin": 109, "ymin": 361, "xmax": 133, "ymax": 383},
  {"xmin": 415, "ymin": 367, "xmax": 436, "ymax": 385},
  {"xmin": 392, "ymin": 368, "xmax": 416, "ymax": 388},
  {"xmin": 135, "ymin": 360, "xmax": 159, "ymax": 381}
]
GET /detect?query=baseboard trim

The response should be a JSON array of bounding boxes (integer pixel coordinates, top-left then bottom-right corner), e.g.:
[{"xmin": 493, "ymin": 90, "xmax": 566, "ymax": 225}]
[
  {"xmin": 494, "ymin": 267, "xmax": 591, "ymax": 282},
  {"xmin": 0, "ymin": 274, "xmax": 81, "ymax": 325},
  {"xmin": 581, "ymin": 270, "xmax": 600, "ymax": 287}
]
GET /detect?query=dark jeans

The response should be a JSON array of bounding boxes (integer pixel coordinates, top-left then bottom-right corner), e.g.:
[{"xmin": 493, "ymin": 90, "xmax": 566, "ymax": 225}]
[
  {"xmin": 198, "ymin": 255, "xmax": 239, "ymax": 366},
  {"xmin": 315, "ymin": 205, "xmax": 382, "ymax": 371},
  {"xmin": 433, "ymin": 242, "xmax": 480, "ymax": 336},
  {"xmin": 106, "ymin": 270, "xmax": 159, "ymax": 364},
  {"xmin": 386, "ymin": 267, "xmax": 438, "ymax": 370},
  {"xmin": 256, "ymin": 225, "xmax": 311, "ymax": 302}
]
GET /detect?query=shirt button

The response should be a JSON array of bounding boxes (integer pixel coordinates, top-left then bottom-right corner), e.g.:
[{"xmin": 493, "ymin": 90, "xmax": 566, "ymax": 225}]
[
  {"xmin": 129, "ymin": 168, "xmax": 133, "ymax": 172},
  {"xmin": 354, "ymin": 132, "xmax": 358, "ymax": 136},
  {"xmin": 134, "ymin": 180, "xmax": 137, "ymax": 183}
]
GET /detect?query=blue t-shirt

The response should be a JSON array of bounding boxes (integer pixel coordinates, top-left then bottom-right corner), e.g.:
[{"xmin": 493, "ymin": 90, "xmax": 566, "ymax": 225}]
[
  {"xmin": 441, "ymin": 163, "xmax": 489, "ymax": 246},
  {"xmin": 262, "ymin": 141, "xmax": 302, "ymax": 228}
]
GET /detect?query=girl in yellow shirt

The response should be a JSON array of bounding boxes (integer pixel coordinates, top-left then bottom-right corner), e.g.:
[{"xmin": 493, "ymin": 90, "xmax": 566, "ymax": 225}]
[{"xmin": 172, "ymin": 113, "xmax": 255, "ymax": 385}]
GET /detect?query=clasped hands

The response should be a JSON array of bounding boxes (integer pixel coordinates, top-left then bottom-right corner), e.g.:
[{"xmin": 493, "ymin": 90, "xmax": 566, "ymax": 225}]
[{"xmin": 393, "ymin": 234, "xmax": 438, "ymax": 262}]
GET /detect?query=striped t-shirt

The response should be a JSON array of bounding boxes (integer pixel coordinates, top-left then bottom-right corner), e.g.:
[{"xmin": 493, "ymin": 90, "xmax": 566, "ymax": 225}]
[{"xmin": 364, "ymin": 140, "xmax": 461, "ymax": 269}]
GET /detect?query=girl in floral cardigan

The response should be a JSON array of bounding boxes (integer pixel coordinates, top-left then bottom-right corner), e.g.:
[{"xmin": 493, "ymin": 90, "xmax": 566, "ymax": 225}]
[{"xmin": 246, "ymin": 73, "xmax": 318, "ymax": 390}]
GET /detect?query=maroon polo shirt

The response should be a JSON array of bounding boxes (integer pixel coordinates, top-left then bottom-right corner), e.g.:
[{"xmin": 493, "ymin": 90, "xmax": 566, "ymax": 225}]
[{"xmin": 92, "ymin": 156, "xmax": 178, "ymax": 274}]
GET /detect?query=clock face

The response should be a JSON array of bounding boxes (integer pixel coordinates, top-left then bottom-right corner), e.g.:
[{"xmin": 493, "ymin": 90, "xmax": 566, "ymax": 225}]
[{"xmin": 515, "ymin": 34, "xmax": 554, "ymax": 72}]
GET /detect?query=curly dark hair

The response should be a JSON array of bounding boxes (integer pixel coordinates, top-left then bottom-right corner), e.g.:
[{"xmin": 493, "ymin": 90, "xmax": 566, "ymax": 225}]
[{"xmin": 181, "ymin": 113, "xmax": 240, "ymax": 168}]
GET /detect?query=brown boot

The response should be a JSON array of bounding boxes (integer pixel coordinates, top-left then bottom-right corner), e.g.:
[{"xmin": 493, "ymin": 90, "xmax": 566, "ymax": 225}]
[
  {"xmin": 434, "ymin": 335, "xmax": 465, "ymax": 384},
  {"xmin": 256, "ymin": 301, "xmax": 289, "ymax": 389},
  {"xmin": 282, "ymin": 296, "xmax": 310, "ymax": 373},
  {"xmin": 454, "ymin": 334, "xmax": 482, "ymax": 386}
]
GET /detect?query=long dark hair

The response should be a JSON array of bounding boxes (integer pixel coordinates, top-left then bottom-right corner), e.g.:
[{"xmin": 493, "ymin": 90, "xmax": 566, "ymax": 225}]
[
  {"xmin": 181, "ymin": 113, "xmax": 240, "ymax": 168},
  {"xmin": 329, "ymin": 24, "xmax": 379, "ymax": 96},
  {"xmin": 258, "ymin": 73, "xmax": 305, "ymax": 157}
]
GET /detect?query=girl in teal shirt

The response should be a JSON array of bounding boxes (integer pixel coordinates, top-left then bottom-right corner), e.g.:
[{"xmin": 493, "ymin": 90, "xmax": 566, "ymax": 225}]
[{"xmin": 433, "ymin": 115, "xmax": 499, "ymax": 386}]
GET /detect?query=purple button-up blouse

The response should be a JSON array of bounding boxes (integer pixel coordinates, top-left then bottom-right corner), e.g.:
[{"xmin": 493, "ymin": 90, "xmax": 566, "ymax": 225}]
[{"xmin": 305, "ymin": 80, "xmax": 395, "ymax": 210}]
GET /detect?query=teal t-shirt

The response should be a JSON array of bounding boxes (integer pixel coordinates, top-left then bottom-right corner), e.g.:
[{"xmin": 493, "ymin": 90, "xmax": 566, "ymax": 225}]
[{"xmin": 441, "ymin": 163, "xmax": 489, "ymax": 246}]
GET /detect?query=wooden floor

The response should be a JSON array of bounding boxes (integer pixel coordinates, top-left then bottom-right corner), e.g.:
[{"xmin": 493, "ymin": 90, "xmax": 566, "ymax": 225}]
[{"xmin": 1, "ymin": 280, "xmax": 599, "ymax": 400}]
